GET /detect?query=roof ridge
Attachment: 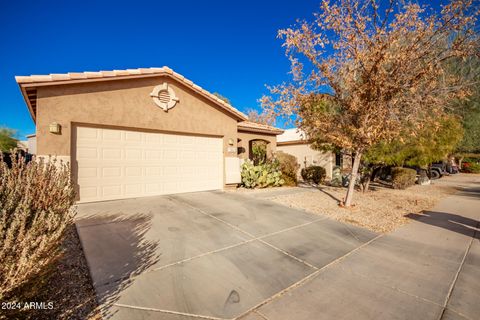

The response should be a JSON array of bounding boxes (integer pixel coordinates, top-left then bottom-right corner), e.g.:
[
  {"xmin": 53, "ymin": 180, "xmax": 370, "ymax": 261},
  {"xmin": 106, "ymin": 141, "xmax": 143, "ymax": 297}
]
[{"xmin": 15, "ymin": 66, "xmax": 248, "ymax": 121}]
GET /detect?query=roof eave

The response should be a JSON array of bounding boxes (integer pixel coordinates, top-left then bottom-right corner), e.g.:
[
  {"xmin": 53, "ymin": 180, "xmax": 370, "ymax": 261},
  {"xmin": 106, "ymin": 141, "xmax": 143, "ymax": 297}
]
[
  {"xmin": 16, "ymin": 70, "xmax": 248, "ymax": 123},
  {"xmin": 238, "ymin": 127, "xmax": 284, "ymax": 135},
  {"xmin": 17, "ymin": 83, "xmax": 36, "ymax": 123}
]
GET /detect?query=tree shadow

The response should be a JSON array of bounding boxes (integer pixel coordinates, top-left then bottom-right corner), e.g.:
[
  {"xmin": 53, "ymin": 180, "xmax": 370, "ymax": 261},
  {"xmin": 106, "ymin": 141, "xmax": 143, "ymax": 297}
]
[
  {"xmin": 406, "ymin": 211, "xmax": 479, "ymax": 238},
  {"xmin": 454, "ymin": 185, "xmax": 480, "ymax": 199},
  {"xmin": 367, "ymin": 180, "xmax": 394, "ymax": 191},
  {"xmin": 75, "ymin": 212, "xmax": 160, "ymax": 319},
  {"xmin": 317, "ymin": 186, "xmax": 343, "ymax": 203}
]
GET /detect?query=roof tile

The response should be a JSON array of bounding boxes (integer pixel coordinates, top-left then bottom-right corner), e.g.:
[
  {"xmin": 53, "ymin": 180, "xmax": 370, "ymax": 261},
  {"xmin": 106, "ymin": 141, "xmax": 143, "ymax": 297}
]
[
  {"xmin": 15, "ymin": 66, "xmax": 248, "ymax": 121},
  {"xmin": 237, "ymin": 121, "xmax": 284, "ymax": 134}
]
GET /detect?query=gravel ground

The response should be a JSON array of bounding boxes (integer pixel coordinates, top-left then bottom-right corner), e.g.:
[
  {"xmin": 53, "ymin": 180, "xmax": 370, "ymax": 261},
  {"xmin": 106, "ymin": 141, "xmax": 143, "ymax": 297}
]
[
  {"xmin": 4, "ymin": 225, "xmax": 101, "ymax": 320},
  {"xmin": 45, "ymin": 225, "xmax": 100, "ymax": 320},
  {"xmin": 264, "ymin": 177, "xmax": 465, "ymax": 233}
]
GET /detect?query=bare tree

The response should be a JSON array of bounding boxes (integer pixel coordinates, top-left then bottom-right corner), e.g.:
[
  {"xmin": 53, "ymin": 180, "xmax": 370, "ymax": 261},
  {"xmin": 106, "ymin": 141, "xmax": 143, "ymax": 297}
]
[
  {"xmin": 246, "ymin": 109, "xmax": 276, "ymax": 125},
  {"xmin": 261, "ymin": 0, "xmax": 479, "ymax": 206}
]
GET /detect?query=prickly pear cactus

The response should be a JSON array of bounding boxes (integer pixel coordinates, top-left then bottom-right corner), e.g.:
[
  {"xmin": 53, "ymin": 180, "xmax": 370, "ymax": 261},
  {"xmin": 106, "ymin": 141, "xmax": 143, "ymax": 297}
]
[{"xmin": 240, "ymin": 159, "xmax": 285, "ymax": 188}]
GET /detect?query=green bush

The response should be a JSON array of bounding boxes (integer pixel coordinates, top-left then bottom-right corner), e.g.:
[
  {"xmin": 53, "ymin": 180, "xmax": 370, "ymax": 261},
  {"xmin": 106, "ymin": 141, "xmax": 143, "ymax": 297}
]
[
  {"xmin": 0, "ymin": 152, "xmax": 75, "ymax": 300},
  {"xmin": 391, "ymin": 167, "xmax": 417, "ymax": 189},
  {"xmin": 275, "ymin": 151, "xmax": 299, "ymax": 186},
  {"xmin": 251, "ymin": 141, "xmax": 267, "ymax": 165},
  {"xmin": 241, "ymin": 159, "xmax": 285, "ymax": 188},
  {"xmin": 301, "ymin": 166, "xmax": 326, "ymax": 184}
]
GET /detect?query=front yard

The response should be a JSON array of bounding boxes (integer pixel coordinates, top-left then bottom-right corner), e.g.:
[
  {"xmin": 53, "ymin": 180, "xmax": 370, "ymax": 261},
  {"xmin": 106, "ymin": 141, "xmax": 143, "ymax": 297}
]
[{"xmin": 239, "ymin": 175, "xmax": 473, "ymax": 233}]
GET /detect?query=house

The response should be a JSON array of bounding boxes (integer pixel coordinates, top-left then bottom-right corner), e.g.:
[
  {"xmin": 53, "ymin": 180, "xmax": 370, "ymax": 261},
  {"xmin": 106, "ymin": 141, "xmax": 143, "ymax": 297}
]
[
  {"xmin": 276, "ymin": 128, "xmax": 335, "ymax": 179},
  {"xmin": 26, "ymin": 134, "xmax": 36, "ymax": 154},
  {"xmin": 16, "ymin": 67, "xmax": 283, "ymax": 203}
]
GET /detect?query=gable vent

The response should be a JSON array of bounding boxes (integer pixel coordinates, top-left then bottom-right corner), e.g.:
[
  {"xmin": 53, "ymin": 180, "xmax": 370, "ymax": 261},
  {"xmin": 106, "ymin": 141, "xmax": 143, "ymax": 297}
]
[{"xmin": 158, "ymin": 91, "xmax": 170, "ymax": 103}]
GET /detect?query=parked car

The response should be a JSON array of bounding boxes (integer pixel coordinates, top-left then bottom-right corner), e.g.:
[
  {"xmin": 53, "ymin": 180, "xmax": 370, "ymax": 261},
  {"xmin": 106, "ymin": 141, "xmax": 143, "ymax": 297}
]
[
  {"xmin": 430, "ymin": 162, "xmax": 447, "ymax": 179},
  {"xmin": 446, "ymin": 163, "xmax": 459, "ymax": 174},
  {"xmin": 0, "ymin": 150, "xmax": 33, "ymax": 168}
]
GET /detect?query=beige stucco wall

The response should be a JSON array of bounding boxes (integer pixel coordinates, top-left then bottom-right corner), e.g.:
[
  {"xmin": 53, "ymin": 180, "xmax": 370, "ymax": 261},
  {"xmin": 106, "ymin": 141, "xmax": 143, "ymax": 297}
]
[
  {"xmin": 276, "ymin": 143, "xmax": 334, "ymax": 179},
  {"xmin": 34, "ymin": 76, "xmax": 243, "ymax": 187},
  {"xmin": 35, "ymin": 76, "xmax": 239, "ymax": 157},
  {"xmin": 237, "ymin": 131, "xmax": 277, "ymax": 160}
]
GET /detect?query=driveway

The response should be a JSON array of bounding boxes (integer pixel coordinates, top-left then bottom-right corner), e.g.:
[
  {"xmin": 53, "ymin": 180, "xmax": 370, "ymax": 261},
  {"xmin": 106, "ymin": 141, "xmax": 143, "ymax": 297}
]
[
  {"xmin": 76, "ymin": 191, "xmax": 377, "ymax": 319},
  {"xmin": 76, "ymin": 175, "xmax": 479, "ymax": 320}
]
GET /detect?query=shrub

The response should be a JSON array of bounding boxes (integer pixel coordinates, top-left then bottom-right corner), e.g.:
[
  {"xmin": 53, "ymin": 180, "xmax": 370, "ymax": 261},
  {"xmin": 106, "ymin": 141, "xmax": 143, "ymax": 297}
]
[
  {"xmin": 0, "ymin": 152, "xmax": 76, "ymax": 300},
  {"xmin": 301, "ymin": 166, "xmax": 326, "ymax": 184},
  {"xmin": 241, "ymin": 159, "xmax": 285, "ymax": 188},
  {"xmin": 462, "ymin": 162, "xmax": 480, "ymax": 173},
  {"xmin": 251, "ymin": 141, "xmax": 267, "ymax": 165},
  {"xmin": 391, "ymin": 167, "xmax": 417, "ymax": 189},
  {"xmin": 275, "ymin": 151, "xmax": 299, "ymax": 186}
]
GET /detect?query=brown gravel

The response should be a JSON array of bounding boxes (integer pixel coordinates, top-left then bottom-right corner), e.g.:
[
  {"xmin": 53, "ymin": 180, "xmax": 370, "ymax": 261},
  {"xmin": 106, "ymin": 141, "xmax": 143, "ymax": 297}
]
[
  {"xmin": 3, "ymin": 225, "xmax": 100, "ymax": 320},
  {"xmin": 268, "ymin": 180, "xmax": 458, "ymax": 233}
]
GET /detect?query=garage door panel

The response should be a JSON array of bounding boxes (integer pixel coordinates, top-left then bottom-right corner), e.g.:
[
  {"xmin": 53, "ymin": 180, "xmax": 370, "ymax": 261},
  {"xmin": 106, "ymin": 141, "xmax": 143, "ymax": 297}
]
[
  {"xmin": 75, "ymin": 127, "xmax": 223, "ymax": 202},
  {"xmin": 77, "ymin": 147, "xmax": 98, "ymax": 160},
  {"xmin": 125, "ymin": 149, "xmax": 143, "ymax": 160},
  {"xmin": 77, "ymin": 127, "xmax": 99, "ymax": 140},
  {"xmin": 125, "ymin": 184, "xmax": 143, "ymax": 195}
]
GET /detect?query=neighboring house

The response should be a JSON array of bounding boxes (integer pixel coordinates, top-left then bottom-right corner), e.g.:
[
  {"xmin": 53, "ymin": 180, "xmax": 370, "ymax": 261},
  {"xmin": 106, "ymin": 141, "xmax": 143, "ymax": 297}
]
[
  {"xmin": 26, "ymin": 134, "xmax": 36, "ymax": 154},
  {"xmin": 16, "ymin": 140, "xmax": 28, "ymax": 151},
  {"xmin": 16, "ymin": 67, "xmax": 283, "ymax": 203},
  {"xmin": 276, "ymin": 128, "xmax": 334, "ymax": 179}
]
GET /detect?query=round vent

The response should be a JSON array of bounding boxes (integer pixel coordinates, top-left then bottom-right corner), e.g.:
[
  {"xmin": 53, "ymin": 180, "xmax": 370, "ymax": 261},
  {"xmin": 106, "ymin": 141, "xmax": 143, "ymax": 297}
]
[
  {"xmin": 158, "ymin": 90, "xmax": 170, "ymax": 103},
  {"xmin": 150, "ymin": 83, "xmax": 179, "ymax": 111}
]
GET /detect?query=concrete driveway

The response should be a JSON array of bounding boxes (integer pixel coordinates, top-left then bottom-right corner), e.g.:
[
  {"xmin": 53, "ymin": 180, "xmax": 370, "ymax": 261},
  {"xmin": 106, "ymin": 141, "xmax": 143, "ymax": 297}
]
[
  {"xmin": 76, "ymin": 190, "xmax": 377, "ymax": 320},
  {"xmin": 77, "ymin": 175, "xmax": 479, "ymax": 320}
]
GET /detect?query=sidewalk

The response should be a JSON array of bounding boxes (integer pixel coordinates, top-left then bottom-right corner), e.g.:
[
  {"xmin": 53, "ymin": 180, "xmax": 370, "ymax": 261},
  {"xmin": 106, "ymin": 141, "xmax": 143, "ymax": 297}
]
[{"xmin": 241, "ymin": 175, "xmax": 480, "ymax": 320}]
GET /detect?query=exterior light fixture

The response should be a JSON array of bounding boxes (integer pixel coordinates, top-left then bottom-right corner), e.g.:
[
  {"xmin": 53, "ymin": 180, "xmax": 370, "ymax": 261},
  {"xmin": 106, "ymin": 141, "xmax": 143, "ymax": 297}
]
[{"xmin": 49, "ymin": 122, "xmax": 61, "ymax": 134}]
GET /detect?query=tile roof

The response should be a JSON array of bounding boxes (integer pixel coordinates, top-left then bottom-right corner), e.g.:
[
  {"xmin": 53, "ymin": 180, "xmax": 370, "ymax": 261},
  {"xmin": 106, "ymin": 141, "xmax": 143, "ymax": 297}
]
[
  {"xmin": 237, "ymin": 121, "xmax": 284, "ymax": 135},
  {"xmin": 15, "ymin": 66, "xmax": 248, "ymax": 122},
  {"xmin": 277, "ymin": 128, "xmax": 306, "ymax": 142}
]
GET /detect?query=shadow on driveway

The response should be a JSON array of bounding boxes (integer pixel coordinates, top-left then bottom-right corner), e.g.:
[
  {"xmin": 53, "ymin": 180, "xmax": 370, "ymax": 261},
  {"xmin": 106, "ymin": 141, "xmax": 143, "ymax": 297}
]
[
  {"xmin": 406, "ymin": 211, "xmax": 479, "ymax": 238},
  {"xmin": 76, "ymin": 213, "xmax": 160, "ymax": 319},
  {"xmin": 406, "ymin": 184, "xmax": 480, "ymax": 237}
]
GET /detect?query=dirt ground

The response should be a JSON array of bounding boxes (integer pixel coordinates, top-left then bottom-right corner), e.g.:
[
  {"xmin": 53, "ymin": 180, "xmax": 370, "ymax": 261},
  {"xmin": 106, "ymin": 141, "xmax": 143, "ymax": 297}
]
[
  {"xmin": 264, "ymin": 175, "xmax": 475, "ymax": 233},
  {"xmin": 3, "ymin": 225, "xmax": 101, "ymax": 320}
]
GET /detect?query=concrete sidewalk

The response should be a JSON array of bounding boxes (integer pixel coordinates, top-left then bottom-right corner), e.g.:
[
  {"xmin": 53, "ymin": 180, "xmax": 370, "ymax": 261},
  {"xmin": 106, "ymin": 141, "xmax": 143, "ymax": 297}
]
[{"xmin": 241, "ymin": 175, "xmax": 480, "ymax": 320}]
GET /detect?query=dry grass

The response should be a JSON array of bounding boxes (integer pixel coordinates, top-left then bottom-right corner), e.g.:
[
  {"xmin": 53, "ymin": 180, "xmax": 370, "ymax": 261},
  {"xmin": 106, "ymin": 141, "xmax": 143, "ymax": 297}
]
[{"xmin": 268, "ymin": 179, "xmax": 458, "ymax": 233}]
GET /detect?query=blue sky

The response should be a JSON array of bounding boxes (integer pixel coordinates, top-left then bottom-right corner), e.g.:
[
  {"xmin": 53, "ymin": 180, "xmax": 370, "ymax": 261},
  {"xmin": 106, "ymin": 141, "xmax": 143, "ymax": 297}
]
[{"xmin": 0, "ymin": 0, "xmax": 321, "ymax": 139}]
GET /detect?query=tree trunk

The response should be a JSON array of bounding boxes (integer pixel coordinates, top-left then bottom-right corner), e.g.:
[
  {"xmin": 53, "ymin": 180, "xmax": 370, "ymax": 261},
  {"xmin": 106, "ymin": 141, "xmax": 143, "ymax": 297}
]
[
  {"xmin": 459, "ymin": 156, "xmax": 464, "ymax": 170},
  {"xmin": 362, "ymin": 178, "xmax": 370, "ymax": 193},
  {"xmin": 344, "ymin": 151, "xmax": 362, "ymax": 207}
]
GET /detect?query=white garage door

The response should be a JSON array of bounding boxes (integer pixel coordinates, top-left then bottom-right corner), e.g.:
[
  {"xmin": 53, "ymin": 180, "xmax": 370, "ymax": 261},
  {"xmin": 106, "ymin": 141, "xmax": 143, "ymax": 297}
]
[{"xmin": 74, "ymin": 126, "xmax": 223, "ymax": 203}]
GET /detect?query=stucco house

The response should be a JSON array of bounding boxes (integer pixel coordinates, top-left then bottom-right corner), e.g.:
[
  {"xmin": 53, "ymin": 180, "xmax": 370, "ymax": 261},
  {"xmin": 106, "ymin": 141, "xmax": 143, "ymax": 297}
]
[
  {"xmin": 276, "ymin": 128, "xmax": 335, "ymax": 179},
  {"xmin": 16, "ymin": 67, "xmax": 283, "ymax": 203}
]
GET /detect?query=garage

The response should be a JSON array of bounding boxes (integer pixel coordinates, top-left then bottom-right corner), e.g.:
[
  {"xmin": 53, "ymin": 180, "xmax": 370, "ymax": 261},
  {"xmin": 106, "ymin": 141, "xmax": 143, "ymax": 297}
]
[
  {"xmin": 16, "ymin": 66, "xmax": 283, "ymax": 203},
  {"xmin": 73, "ymin": 126, "xmax": 223, "ymax": 203}
]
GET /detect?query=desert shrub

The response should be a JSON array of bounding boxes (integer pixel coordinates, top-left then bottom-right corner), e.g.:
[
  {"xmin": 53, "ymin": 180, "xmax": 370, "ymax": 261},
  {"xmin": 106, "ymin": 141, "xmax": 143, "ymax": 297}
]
[
  {"xmin": 241, "ymin": 159, "xmax": 285, "ymax": 188},
  {"xmin": 301, "ymin": 166, "xmax": 326, "ymax": 184},
  {"xmin": 0, "ymin": 152, "xmax": 76, "ymax": 300},
  {"xmin": 391, "ymin": 167, "xmax": 417, "ymax": 189},
  {"xmin": 275, "ymin": 151, "xmax": 299, "ymax": 186}
]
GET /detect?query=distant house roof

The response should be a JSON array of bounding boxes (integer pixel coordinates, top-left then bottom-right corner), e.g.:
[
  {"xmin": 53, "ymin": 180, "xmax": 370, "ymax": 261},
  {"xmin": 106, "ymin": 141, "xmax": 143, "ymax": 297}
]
[
  {"xmin": 237, "ymin": 121, "xmax": 284, "ymax": 135},
  {"xmin": 277, "ymin": 128, "xmax": 308, "ymax": 145},
  {"xmin": 15, "ymin": 66, "xmax": 248, "ymax": 123}
]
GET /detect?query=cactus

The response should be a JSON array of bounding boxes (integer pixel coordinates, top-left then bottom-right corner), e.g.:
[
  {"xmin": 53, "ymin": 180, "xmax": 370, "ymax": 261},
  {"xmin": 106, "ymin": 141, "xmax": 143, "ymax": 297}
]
[{"xmin": 241, "ymin": 159, "xmax": 285, "ymax": 189}]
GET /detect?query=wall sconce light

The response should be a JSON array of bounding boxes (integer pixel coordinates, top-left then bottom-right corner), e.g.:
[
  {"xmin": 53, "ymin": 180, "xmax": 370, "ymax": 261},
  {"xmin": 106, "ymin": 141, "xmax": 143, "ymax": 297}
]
[
  {"xmin": 228, "ymin": 138, "xmax": 234, "ymax": 146},
  {"xmin": 49, "ymin": 122, "xmax": 61, "ymax": 134}
]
